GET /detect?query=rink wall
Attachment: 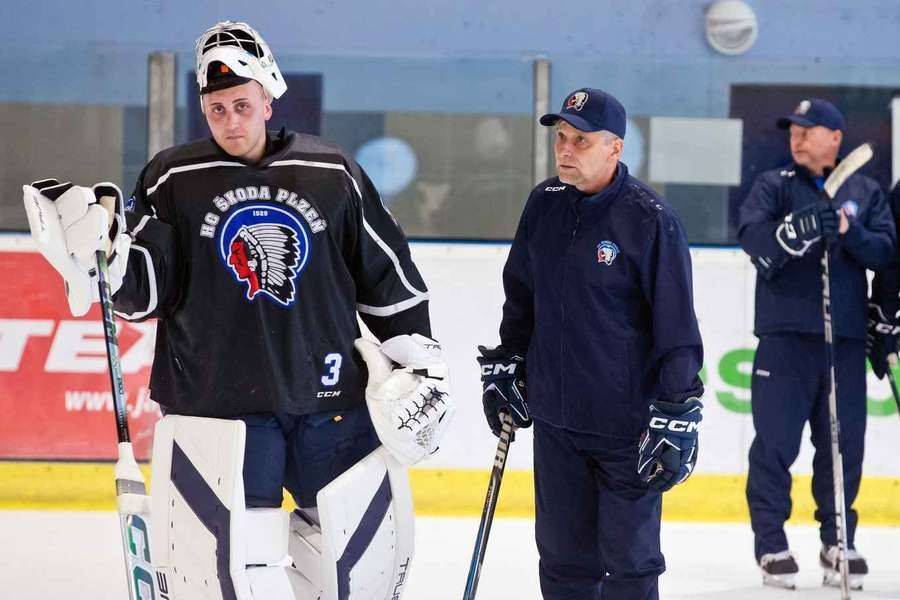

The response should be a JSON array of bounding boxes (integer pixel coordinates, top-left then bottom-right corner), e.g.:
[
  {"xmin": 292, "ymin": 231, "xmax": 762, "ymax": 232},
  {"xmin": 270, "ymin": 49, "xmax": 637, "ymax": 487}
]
[{"xmin": 1, "ymin": 236, "xmax": 899, "ymax": 522}]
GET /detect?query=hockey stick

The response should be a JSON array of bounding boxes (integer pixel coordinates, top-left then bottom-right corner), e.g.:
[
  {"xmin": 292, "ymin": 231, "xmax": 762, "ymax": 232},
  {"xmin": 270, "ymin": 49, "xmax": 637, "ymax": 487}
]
[
  {"xmin": 95, "ymin": 249, "xmax": 168, "ymax": 600},
  {"xmin": 820, "ymin": 142, "xmax": 873, "ymax": 599},
  {"xmin": 887, "ymin": 369, "xmax": 900, "ymax": 417},
  {"xmin": 462, "ymin": 412, "xmax": 514, "ymax": 600}
]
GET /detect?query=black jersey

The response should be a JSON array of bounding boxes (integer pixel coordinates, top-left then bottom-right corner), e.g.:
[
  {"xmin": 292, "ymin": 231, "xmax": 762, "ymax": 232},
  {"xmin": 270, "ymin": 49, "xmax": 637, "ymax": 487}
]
[{"xmin": 114, "ymin": 129, "xmax": 431, "ymax": 417}]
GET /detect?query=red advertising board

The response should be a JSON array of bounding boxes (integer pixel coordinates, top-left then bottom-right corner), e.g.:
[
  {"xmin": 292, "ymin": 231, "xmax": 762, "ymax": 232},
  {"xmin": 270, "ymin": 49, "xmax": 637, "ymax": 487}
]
[{"xmin": 0, "ymin": 244, "xmax": 160, "ymax": 460}]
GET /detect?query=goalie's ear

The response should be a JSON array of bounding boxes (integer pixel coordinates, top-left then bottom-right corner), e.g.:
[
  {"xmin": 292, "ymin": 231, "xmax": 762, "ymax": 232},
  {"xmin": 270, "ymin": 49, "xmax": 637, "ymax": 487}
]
[{"xmin": 353, "ymin": 338, "xmax": 394, "ymax": 390}]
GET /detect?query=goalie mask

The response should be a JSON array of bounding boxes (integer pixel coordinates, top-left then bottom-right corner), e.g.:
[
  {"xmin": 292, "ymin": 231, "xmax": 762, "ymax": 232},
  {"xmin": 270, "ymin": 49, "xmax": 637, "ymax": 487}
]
[{"xmin": 195, "ymin": 21, "xmax": 287, "ymax": 100}]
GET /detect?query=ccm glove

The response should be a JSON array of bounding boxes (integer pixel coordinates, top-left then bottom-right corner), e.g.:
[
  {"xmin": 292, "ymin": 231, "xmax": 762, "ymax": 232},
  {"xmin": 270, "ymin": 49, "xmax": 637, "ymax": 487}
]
[
  {"xmin": 638, "ymin": 398, "xmax": 703, "ymax": 492},
  {"xmin": 775, "ymin": 203, "xmax": 838, "ymax": 257},
  {"xmin": 477, "ymin": 345, "xmax": 530, "ymax": 437},
  {"xmin": 866, "ymin": 303, "xmax": 900, "ymax": 380}
]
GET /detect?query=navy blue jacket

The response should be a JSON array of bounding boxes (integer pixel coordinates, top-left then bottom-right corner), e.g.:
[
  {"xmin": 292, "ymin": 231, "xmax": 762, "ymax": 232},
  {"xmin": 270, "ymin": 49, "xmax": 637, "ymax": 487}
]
[
  {"xmin": 498, "ymin": 164, "xmax": 704, "ymax": 438},
  {"xmin": 739, "ymin": 163, "xmax": 895, "ymax": 340},
  {"xmin": 871, "ymin": 182, "xmax": 900, "ymax": 319}
]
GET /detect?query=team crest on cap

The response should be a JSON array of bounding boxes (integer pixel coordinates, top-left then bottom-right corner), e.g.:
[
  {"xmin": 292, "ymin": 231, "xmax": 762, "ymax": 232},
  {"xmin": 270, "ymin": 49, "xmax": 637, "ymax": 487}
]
[
  {"xmin": 796, "ymin": 100, "xmax": 811, "ymax": 115},
  {"xmin": 218, "ymin": 204, "xmax": 310, "ymax": 307},
  {"xmin": 566, "ymin": 91, "xmax": 589, "ymax": 111},
  {"xmin": 596, "ymin": 241, "xmax": 619, "ymax": 265}
]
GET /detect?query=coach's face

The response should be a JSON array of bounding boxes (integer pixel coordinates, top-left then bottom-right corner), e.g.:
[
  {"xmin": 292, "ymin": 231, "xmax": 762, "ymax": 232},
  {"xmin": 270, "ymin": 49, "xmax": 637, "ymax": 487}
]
[
  {"xmin": 789, "ymin": 123, "xmax": 842, "ymax": 177},
  {"xmin": 203, "ymin": 81, "xmax": 272, "ymax": 163},
  {"xmin": 554, "ymin": 120, "xmax": 623, "ymax": 194}
]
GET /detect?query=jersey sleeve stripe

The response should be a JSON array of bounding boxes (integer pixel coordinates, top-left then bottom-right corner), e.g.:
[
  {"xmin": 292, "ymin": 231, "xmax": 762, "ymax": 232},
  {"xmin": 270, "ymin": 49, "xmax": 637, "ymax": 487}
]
[
  {"xmin": 115, "ymin": 244, "xmax": 159, "ymax": 321},
  {"xmin": 270, "ymin": 158, "xmax": 428, "ymax": 300},
  {"xmin": 356, "ymin": 294, "xmax": 429, "ymax": 317},
  {"xmin": 130, "ymin": 214, "xmax": 153, "ymax": 237},
  {"xmin": 145, "ymin": 160, "xmax": 245, "ymax": 196},
  {"xmin": 361, "ymin": 217, "xmax": 428, "ymax": 298}
]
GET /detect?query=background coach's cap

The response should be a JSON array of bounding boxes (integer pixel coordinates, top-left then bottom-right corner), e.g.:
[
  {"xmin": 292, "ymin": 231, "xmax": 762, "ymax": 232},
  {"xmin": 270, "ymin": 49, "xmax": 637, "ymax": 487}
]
[
  {"xmin": 776, "ymin": 98, "xmax": 845, "ymax": 131},
  {"xmin": 540, "ymin": 88, "xmax": 627, "ymax": 138}
]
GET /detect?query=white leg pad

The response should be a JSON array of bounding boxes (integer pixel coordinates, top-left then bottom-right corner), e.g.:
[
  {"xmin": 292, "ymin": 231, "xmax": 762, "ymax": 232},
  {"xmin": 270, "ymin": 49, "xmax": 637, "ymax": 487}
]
[
  {"xmin": 150, "ymin": 415, "xmax": 301, "ymax": 600},
  {"xmin": 288, "ymin": 445, "xmax": 415, "ymax": 600}
]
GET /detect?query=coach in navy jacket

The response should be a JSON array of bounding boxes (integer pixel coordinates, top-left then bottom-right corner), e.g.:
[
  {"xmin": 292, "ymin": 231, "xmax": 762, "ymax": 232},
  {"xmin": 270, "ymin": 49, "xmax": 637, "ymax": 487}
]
[
  {"xmin": 738, "ymin": 98, "xmax": 894, "ymax": 589},
  {"xmin": 478, "ymin": 88, "xmax": 703, "ymax": 600}
]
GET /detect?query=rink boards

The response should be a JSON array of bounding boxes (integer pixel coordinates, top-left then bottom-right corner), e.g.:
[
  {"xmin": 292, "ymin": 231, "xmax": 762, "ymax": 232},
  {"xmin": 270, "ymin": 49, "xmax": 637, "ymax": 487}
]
[{"xmin": 1, "ymin": 237, "xmax": 898, "ymax": 522}]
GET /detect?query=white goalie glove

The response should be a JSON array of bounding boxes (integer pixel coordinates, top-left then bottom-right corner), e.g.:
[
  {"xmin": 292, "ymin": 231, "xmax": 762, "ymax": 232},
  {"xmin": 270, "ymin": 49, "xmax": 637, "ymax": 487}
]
[
  {"xmin": 354, "ymin": 334, "xmax": 455, "ymax": 466},
  {"xmin": 22, "ymin": 179, "xmax": 131, "ymax": 317}
]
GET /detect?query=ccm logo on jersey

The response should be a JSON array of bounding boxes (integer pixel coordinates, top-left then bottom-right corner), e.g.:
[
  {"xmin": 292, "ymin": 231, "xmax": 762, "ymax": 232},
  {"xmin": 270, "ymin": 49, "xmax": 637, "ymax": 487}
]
[
  {"xmin": 317, "ymin": 390, "xmax": 342, "ymax": 398},
  {"xmin": 545, "ymin": 185, "xmax": 566, "ymax": 192},
  {"xmin": 649, "ymin": 416, "xmax": 699, "ymax": 433}
]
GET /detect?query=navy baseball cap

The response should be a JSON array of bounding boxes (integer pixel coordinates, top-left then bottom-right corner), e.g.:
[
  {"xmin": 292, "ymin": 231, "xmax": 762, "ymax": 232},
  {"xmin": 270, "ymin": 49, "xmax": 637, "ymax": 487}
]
[
  {"xmin": 540, "ymin": 88, "xmax": 627, "ymax": 139},
  {"xmin": 777, "ymin": 98, "xmax": 845, "ymax": 131}
]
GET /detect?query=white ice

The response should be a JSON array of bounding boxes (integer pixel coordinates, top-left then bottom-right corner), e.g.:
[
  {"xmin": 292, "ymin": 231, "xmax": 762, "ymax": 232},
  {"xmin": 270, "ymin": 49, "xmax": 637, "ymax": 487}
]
[{"xmin": 1, "ymin": 511, "xmax": 898, "ymax": 599}]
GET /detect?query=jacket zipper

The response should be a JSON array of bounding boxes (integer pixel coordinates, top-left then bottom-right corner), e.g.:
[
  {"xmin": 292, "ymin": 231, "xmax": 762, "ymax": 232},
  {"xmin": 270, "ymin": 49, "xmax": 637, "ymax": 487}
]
[{"xmin": 560, "ymin": 201, "xmax": 580, "ymax": 422}]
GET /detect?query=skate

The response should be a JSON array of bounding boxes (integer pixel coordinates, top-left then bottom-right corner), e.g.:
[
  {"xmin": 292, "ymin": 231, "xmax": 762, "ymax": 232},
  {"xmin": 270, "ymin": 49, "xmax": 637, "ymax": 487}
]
[
  {"xmin": 820, "ymin": 545, "xmax": 867, "ymax": 591},
  {"xmin": 759, "ymin": 550, "xmax": 798, "ymax": 590}
]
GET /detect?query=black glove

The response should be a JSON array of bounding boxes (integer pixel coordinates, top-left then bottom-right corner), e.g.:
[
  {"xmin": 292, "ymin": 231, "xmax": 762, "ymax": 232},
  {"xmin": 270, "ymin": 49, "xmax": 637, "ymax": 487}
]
[
  {"xmin": 751, "ymin": 253, "xmax": 789, "ymax": 281},
  {"xmin": 775, "ymin": 203, "xmax": 838, "ymax": 257},
  {"xmin": 866, "ymin": 303, "xmax": 900, "ymax": 380},
  {"xmin": 638, "ymin": 398, "xmax": 702, "ymax": 492},
  {"xmin": 476, "ymin": 345, "xmax": 530, "ymax": 437}
]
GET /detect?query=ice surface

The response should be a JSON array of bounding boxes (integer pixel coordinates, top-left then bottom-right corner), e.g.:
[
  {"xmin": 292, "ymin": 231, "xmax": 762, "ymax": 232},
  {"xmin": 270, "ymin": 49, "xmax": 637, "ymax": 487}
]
[{"xmin": 0, "ymin": 511, "xmax": 897, "ymax": 599}]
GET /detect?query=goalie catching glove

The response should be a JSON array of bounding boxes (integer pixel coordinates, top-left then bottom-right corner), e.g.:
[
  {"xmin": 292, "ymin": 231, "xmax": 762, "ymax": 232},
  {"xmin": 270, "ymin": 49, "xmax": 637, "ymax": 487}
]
[
  {"xmin": 22, "ymin": 179, "xmax": 131, "ymax": 317},
  {"xmin": 638, "ymin": 398, "xmax": 702, "ymax": 492},
  {"xmin": 354, "ymin": 334, "xmax": 455, "ymax": 466}
]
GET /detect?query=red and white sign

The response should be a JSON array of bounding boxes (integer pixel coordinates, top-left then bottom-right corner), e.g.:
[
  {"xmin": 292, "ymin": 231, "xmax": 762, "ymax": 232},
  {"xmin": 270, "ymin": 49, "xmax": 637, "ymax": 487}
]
[{"xmin": 0, "ymin": 246, "xmax": 160, "ymax": 460}]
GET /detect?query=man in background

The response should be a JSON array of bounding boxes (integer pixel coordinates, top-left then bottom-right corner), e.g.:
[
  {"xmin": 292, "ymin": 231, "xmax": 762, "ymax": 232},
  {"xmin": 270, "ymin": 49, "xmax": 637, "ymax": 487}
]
[{"xmin": 739, "ymin": 98, "xmax": 894, "ymax": 590}]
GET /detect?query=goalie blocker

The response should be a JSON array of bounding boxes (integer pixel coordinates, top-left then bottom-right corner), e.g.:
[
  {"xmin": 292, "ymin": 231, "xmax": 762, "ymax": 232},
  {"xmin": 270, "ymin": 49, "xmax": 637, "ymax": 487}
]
[{"xmin": 150, "ymin": 415, "xmax": 414, "ymax": 600}]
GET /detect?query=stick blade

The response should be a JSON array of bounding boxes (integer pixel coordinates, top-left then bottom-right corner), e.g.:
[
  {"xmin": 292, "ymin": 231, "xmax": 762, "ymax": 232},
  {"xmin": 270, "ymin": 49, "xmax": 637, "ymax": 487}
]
[{"xmin": 823, "ymin": 143, "xmax": 873, "ymax": 199}]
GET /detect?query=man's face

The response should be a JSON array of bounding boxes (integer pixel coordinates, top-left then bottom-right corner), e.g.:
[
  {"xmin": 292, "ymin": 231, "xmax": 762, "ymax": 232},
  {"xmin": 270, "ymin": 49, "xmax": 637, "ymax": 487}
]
[
  {"xmin": 553, "ymin": 120, "xmax": 622, "ymax": 194},
  {"xmin": 202, "ymin": 81, "xmax": 272, "ymax": 162},
  {"xmin": 789, "ymin": 123, "xmax": 841, "ymax": 175}
]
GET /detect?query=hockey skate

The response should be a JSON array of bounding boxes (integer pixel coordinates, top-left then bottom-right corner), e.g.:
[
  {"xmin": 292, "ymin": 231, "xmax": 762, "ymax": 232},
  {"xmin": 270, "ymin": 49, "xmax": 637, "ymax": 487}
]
[
  {"xmin": 759, "ymin": 550, "xmax": 798, "ymax": 589},
  {"xmin": 820, "ymin": 545, "xmax": 868, "ymax": 591}
]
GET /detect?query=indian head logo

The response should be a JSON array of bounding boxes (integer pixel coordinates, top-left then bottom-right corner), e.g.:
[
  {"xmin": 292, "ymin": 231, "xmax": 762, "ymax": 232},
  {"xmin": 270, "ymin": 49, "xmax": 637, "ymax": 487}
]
[
  {"xmin": 566, "ymin": 91, "xmax": 589, "ymax": 111},
  {"xmin": 218, "ymin": 204, "xmax": 311, "ymax": 307},
  {"xmin": 596, "ymin": 240, "xmax": 619, "ymax": 266}
]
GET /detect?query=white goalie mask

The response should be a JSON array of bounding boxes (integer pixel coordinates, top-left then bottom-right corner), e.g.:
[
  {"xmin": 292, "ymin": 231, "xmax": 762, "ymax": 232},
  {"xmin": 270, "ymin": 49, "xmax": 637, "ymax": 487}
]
[{"xmin": 194, "ymin": 21, "xmax": 287, "ymax": 100}]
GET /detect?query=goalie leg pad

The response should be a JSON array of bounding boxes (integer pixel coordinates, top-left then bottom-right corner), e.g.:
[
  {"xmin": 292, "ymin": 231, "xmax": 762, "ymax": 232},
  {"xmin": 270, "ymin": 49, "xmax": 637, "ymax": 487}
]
[
  {"xmin": 288, "ymin": 445, "xmax": 414, "ymax": 600},
  {"xmin": 150, "ymin": 415, "xmax": 300, "ymax": 600}
]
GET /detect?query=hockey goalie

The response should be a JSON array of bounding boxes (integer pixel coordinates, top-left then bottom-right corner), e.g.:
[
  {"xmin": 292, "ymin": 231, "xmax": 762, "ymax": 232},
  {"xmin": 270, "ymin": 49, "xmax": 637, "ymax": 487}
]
[{"xmin": 21, "ymin": 20, "xmax": 454, "ymax": 600}]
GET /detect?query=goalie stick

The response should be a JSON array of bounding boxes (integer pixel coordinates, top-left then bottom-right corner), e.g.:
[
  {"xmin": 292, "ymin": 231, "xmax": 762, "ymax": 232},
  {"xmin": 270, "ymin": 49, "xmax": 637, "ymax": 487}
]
[
  {"xmin": 820, "ymin": 142, "xmax": 873, "ymax": 600},
  {"xmin": 462, "ymin": 412, "xmax": 513, "ymax": 600},
  {"xmin": 95, "ymin": 249, "xmax": 169, "ymax": 600}
]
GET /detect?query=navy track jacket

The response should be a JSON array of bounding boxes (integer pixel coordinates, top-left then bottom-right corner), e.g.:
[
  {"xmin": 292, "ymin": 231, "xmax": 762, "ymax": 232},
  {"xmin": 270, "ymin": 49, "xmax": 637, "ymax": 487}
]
[
  {"xmin": 739, "ymin": 163, "xmax": 895, "ymax": 340},
  {"xmin": 871, "ymin": 183, "xmax": 900, "ymax": 319},
  {"xmin": 498, "ymin": 164, "xmax": 704, "ymax": 438}
]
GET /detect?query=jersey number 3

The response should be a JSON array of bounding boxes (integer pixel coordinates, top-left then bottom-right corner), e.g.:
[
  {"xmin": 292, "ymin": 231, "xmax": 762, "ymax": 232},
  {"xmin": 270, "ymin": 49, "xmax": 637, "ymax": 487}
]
[{"xmin": 321, "ymin": 353, "xmax": 343, "ymax": 386}]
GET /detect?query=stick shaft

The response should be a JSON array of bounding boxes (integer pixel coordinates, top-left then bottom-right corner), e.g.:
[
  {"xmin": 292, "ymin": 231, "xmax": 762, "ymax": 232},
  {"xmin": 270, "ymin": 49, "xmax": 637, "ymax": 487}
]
[
  {"xmin": 462, "ymin": 413, "xmax": 513, "ymax": 600},
  {"xmin": 96, "ymin": 251, "xmax": 162, "ymax": 600},
  {"xmin": 821, "ymin": 248, "xmax": 851, "ymax": 600},
  {"xmin": 887, "ymin": 369, "xmax": 900, "ymax": 417}
]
